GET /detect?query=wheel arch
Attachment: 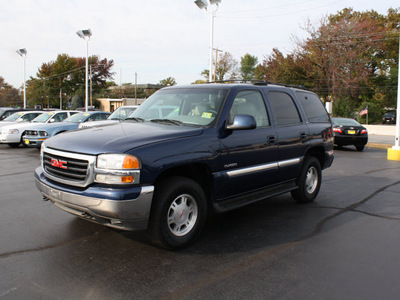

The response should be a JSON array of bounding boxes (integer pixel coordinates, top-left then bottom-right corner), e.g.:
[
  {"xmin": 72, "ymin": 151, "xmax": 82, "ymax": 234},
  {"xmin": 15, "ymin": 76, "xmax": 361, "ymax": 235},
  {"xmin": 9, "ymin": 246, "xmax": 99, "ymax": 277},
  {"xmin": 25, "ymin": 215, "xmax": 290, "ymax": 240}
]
[
  {"xmin": 304, "ymin": 146, "xmax": 325, "ymax": 168},
  {"xmin": 154, "ymin": 163, "xmax": 214, "ymax": 204}
]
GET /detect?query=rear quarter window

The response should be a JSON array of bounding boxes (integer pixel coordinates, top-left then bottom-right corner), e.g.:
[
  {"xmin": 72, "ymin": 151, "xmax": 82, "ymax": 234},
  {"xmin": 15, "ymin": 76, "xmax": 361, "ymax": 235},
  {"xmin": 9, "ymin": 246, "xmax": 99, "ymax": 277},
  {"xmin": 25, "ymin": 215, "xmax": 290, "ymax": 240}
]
[{"xmin": 296, "ymin": 91, "xmax": 330, "ymax": 123}]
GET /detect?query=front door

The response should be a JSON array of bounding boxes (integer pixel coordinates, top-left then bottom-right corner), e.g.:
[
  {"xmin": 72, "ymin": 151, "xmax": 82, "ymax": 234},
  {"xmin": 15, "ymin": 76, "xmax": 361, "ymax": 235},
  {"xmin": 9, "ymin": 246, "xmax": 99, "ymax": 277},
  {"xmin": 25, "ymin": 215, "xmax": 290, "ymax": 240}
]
[{"xmin": 217, "ymin": 90, "xmax": 279, "ymax": 200}]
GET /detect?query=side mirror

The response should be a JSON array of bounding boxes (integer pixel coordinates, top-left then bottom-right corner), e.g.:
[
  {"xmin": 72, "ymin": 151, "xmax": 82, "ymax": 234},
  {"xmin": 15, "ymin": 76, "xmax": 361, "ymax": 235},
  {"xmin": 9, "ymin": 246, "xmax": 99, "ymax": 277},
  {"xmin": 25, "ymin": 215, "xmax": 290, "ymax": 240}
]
[
  {"xmin": 226, "ymin": 114, "xmax": 257, "ymax": 130},
  {"xmin": 49, "ymin": 119, "xmax": 55, "ymax": 123}
]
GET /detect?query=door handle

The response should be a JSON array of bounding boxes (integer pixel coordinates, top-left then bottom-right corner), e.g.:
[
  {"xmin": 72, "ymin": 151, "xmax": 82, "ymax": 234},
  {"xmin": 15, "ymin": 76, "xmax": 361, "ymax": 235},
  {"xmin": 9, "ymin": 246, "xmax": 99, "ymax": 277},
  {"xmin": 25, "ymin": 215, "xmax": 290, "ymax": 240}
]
[
  {"xmin": 267, "ymin": 135, "xmax": 276, "ymax": 145},
  {"xmin": 300, "ymin": 132, "xmax": 307, "ymax": 141}
]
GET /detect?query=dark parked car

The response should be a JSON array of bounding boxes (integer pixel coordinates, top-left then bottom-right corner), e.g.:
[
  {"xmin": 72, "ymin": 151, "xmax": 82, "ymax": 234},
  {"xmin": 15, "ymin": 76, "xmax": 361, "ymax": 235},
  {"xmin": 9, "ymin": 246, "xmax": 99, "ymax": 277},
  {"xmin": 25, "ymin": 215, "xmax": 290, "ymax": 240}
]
[
  {"xmin": 382, "ymin": 112, "xmax": 396, "ymax": 124},
  {"xmin": 0, "ymin": 108, "xmax": 30, "ymax": 121},
  {"xmin": 34, "ymin": 83, "xmax": 334, "ymax": 249},
  {"xmin": 332, "ymin": 117, "xmax": 368, "ymax": 151}
]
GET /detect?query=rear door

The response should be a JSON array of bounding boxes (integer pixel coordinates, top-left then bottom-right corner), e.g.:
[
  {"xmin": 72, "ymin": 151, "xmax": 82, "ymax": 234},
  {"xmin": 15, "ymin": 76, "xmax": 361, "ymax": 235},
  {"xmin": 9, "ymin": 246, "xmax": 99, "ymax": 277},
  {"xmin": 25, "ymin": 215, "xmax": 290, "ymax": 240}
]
[{"xmin": 266, "ymin": 90, "xmax": 309, "ymax": 181}]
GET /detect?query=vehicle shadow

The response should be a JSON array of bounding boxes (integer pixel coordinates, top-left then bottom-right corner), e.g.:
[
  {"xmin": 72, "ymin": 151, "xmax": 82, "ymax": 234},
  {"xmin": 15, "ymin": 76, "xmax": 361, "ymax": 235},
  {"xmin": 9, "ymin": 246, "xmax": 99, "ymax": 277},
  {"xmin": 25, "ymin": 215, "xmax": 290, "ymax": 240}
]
[{"xmin": 116, "ymin": 194, "xmax": 336, "ymax": 254}]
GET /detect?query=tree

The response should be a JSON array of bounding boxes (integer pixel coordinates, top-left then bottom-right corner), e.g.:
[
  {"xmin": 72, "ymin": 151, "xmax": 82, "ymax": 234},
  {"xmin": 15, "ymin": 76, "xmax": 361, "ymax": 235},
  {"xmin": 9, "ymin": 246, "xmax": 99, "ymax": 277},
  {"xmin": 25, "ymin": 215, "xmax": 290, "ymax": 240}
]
[
  {"xmin": 215, "ymin": 52, "xmax": 239, "ymax": 81},
  {"xmin": 255, "ymin": 8, "xmax": 399, "ymax": 119},
  {"xmin": 27, "ymin": 54, "xmax": 115, "ymax": 108},
  {"xmin": 0, "ymin": 77, "xmax": 20, "ymax": 107},
  {"xmin": 159, "ymin": 77, "xmax": 177, "ymax": 86},
  {"xmin": 240, "ymin": 53, "xmax": 258, "ymax": 80}
]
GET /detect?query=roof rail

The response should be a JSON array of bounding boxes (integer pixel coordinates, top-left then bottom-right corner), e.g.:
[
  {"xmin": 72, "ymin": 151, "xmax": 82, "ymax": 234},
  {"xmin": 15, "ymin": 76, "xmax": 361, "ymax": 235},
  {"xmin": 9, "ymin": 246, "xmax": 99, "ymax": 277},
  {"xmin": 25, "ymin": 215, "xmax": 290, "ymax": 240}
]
[{"xmin": 197, "ymin": 79, "xmax": 307, "ymax": 90}]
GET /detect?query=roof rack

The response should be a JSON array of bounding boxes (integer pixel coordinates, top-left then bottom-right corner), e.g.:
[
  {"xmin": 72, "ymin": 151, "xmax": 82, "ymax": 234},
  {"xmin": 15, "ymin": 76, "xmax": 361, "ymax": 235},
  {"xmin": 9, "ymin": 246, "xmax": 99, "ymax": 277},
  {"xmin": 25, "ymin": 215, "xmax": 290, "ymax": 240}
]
[{"xmin": 202, "ymin": 79, "xmax": 307, "ymax": 90}]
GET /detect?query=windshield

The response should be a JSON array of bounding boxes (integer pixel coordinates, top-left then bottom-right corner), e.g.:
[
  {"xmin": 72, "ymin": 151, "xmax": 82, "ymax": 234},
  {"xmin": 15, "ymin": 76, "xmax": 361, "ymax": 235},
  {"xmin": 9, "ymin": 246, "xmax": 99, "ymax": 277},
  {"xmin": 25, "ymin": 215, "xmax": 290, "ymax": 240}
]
[
  {"xmin": 332, "ymin": 118, "xmax": 361, "ymax": 126},
  {"xmin": 129, "ymin": 88, "xmax": 228, "ymax": 126},
  {"xmin": 64, "ymin": 113, "xmax": 90, "ymax": 123},
  {"xmin": 3, "ymin": 112, "xmax": 23, "ymax": 122},
  {"xmin": 109, "ymin": 107, "xmax": 138, "ymax": 120},
  {"xmin": 32, "ymin": 112, "xmax": 54, "ymax": 123}
]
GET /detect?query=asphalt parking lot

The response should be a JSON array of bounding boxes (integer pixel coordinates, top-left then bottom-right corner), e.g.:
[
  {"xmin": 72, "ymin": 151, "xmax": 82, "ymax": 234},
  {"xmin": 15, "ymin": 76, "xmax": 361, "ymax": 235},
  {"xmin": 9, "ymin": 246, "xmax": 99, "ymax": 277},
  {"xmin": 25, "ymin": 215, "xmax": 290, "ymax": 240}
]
[{"xmin": 1, "ymin": 143, "xmax": 400, "ymax": 299}]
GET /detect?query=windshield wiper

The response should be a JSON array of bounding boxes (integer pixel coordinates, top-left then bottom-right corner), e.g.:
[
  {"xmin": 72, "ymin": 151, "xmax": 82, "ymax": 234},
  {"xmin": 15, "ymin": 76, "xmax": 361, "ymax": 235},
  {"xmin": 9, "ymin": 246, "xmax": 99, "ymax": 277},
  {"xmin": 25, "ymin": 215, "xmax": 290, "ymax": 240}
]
[
  {"xmin": 150, "ymin": 119, "xmax": 183, "ymax": 126},
  {"xmin": 126, "ymin": 117, "xmax": 145, "ymax": 122}
]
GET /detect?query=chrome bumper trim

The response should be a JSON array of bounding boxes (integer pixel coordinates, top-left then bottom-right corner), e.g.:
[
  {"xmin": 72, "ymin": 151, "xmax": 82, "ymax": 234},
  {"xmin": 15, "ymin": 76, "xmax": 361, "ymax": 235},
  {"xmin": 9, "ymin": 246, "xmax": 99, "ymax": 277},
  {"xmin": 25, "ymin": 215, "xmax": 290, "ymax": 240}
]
[{"xmin": 35, "ymin": 175, "xmax": 154, "ymax": 231}]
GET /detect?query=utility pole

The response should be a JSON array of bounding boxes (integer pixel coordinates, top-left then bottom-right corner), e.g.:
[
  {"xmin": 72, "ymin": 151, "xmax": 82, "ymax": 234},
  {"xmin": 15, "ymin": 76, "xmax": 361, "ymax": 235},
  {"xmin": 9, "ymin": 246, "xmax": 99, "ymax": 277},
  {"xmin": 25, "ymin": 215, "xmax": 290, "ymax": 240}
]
[
  {"xmin": 90, "ymin": 65, "xmax": 93, "ymax": 108},
  {"xmin": 213, "ymin": 48, "xmax": 223, "ymax": 81},
  {"xmin": 135, "ymin": 72, "xmax": 138, "ymax": 105}
]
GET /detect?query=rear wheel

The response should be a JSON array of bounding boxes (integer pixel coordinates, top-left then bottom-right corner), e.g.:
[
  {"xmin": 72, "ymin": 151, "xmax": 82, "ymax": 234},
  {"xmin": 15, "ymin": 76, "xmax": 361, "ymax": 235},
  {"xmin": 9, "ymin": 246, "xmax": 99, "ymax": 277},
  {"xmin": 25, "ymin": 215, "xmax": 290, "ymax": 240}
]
[
  {"xmin": 147, "ymin": 176, "xmax": 207, "ymax": 250},
  {"xmin": 356, "ymin": 145, "xmax": 364, "ymax": 151},
  {"xmin": 291, "ymin": 156, "xmax": 321, "ymax": 203}
]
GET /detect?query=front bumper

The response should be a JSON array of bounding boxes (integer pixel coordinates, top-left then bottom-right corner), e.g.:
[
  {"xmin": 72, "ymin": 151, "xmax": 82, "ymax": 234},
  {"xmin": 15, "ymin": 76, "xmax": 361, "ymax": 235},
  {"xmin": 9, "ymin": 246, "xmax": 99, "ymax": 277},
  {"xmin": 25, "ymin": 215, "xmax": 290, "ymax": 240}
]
[
  {"xmin": 34, "ymin": 167, "xmax": 154, "ymax": 231},
  {"xmin": 0, "ymin": 132, "xmax": 20, "ymax": 144},
  {"xmin": 23, "ymin": 136, "xmax": 46, "ymax": 148}
]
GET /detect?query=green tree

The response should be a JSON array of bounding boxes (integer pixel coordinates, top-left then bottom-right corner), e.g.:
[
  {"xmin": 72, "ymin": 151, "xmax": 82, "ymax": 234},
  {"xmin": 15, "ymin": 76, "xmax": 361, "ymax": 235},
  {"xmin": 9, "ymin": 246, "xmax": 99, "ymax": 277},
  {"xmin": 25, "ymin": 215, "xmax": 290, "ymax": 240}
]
[
  {"xmin": 159, "ymin": 77, "xmax": 177, "ymax": 86},
  {"xmin": 0, "ymin": 77, "xmax": 21, "ymax": 107},
  {"xmin": 27, "ymin": 54, "xmax": 115, "ymax": 108},
  {"xmin": 240, "ymin": 53, "xmax": 258, "ymax": 80}
]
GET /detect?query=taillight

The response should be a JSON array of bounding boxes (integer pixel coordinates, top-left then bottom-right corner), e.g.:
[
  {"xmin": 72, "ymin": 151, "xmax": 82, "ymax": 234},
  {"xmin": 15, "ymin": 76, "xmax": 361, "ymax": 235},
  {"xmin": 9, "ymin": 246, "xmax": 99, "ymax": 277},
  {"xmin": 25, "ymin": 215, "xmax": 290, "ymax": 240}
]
[
  {"xmin": 333, "ymin": 127, "xmax": 342, "ymax": 133},
  {"xmin": 361, "ymin": 129, "xmax": 368, "ymax": 135}
]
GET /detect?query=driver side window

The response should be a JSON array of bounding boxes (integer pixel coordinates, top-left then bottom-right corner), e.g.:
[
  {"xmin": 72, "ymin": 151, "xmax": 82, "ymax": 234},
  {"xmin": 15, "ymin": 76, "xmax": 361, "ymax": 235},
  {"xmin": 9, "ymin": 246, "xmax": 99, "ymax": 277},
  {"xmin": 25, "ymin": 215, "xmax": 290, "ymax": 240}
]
[{"xmin": 229, "ymin": 90, "xmax": 269, "ymax": 128}]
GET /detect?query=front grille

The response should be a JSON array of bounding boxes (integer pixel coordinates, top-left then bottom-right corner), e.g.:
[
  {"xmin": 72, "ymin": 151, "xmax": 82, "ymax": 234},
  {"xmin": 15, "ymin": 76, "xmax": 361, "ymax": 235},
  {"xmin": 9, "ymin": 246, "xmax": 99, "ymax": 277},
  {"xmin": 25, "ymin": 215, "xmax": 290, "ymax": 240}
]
[{"xmin": 44, "ymin": 152, "xmax": 89, "ymax": 182}]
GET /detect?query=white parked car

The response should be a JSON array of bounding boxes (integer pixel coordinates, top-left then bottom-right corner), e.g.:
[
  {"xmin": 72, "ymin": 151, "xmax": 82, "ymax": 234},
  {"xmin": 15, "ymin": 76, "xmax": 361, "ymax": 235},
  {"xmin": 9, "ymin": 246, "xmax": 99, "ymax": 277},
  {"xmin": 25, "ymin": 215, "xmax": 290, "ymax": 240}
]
[{"xmin": 0, "ymin": 110, "xmax": 78, "ymax": 147}]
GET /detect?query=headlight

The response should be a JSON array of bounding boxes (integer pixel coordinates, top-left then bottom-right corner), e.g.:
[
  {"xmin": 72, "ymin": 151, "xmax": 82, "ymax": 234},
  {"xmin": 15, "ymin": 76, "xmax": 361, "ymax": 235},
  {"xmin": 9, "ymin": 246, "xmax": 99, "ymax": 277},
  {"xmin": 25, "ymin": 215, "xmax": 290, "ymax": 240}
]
[
  {"xmin": 95, "ymin": 154, "xmax": 141, "ymax": 185},
  {"xmin": 39, "ymin": 131, "xmax": 49, "ymax": 136},
  {"xmin": 8, "ymin": 129, "xmax": 19, "ymax": 134}
]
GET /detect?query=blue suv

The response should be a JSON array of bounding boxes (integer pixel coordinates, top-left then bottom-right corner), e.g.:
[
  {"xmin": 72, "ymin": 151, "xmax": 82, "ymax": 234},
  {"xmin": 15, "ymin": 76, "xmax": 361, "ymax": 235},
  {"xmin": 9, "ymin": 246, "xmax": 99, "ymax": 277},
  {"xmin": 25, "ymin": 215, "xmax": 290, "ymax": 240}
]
[{"xmin": 34, "ymin": 83, "xmax": 334, "ymax": 249}]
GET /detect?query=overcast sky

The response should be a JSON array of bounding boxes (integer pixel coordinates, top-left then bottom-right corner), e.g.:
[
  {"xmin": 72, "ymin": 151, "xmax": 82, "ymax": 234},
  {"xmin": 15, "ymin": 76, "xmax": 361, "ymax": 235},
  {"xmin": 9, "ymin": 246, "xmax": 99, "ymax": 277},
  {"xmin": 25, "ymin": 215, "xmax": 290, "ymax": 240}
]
[{"xmin": 1, "ymin": 0, "xmax": 399, "ymax": 89}]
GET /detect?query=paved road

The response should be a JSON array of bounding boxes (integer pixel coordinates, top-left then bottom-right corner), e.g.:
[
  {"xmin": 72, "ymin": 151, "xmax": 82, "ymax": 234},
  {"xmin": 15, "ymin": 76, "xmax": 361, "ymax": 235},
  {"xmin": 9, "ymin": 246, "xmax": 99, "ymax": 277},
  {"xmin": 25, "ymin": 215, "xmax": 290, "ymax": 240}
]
[{"xmin": 1, "ymin": 144, "xmax": 400, "ymax": 299}]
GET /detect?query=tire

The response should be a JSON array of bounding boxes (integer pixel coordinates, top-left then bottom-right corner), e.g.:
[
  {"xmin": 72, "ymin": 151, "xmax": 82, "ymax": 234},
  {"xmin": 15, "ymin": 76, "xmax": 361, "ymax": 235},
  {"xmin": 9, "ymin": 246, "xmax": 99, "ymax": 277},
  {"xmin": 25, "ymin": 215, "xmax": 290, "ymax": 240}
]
[
  {"xmin": 147, "ymin": 176, "xmax": 207, "ymax": 250},
  {"xmin": 291, "ymin": 156, "xmax": 321, "ymax": 203},
  {"xmin": 7, "ymin": 143, "xmax": 20, "ymax": 148},
  {"xmin": 356, "ymin": 145, "xmax": 364, "ymax": 151}
]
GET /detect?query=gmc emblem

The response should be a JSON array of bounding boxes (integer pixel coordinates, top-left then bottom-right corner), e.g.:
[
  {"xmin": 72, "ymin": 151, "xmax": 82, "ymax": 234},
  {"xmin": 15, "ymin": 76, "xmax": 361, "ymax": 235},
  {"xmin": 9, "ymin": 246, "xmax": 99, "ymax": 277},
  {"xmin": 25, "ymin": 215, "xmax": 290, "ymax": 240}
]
[{"xmin": 50, "ymin": 158, "xmax": 67, "ymax": 169}]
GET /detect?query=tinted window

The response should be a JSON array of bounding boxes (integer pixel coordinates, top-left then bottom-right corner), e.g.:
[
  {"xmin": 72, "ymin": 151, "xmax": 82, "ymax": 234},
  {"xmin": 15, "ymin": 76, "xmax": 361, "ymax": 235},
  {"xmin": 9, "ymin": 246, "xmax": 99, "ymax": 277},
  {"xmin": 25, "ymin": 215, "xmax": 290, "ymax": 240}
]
[
  {"xmin": 229, "ymin": 90, "xmax": 269, "ymax": 127},
  {"xmin": 269, "ymin": 91, "xmax": 301, "ymax": 126},
  {"xmin": 296, "ymin": 91, "xmax": 330, "ymax": 123}
]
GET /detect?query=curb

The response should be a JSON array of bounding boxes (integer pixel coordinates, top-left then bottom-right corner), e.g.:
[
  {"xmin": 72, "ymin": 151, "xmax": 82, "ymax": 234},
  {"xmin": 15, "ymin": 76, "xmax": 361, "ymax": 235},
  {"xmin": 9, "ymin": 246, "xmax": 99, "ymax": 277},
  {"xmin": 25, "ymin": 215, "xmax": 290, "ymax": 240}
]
[{"xmin": 366, "ymin": 143, "xmax": 392, "ymax": 150}]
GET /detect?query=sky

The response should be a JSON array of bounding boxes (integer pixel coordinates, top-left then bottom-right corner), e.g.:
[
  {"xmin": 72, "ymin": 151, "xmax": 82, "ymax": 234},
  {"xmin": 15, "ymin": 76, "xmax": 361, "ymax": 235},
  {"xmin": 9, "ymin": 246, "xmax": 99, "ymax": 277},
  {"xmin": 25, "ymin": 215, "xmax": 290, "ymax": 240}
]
[{"xmin": 1, "ymin": 0, "xmax": 399, "ymax": 90}]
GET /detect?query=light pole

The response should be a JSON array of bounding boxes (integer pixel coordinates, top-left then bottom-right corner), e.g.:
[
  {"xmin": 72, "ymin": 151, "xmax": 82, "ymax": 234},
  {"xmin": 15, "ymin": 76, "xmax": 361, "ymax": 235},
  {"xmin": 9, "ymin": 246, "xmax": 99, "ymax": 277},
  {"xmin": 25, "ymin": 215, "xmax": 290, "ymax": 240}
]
[
  {"xmin": 16, "ymin": 48, "xmax": 27, "ymax": 108},
  {"xmin": 387, "ymin": 29, "xmax": 400, "ymax": 161},
  {"xmin": 76, "ymin": 29, "xmax": 92, "ymax": 112},
  {"xmin": 195, "ymin": 0, "xmax": 221, "ymax": 83}
]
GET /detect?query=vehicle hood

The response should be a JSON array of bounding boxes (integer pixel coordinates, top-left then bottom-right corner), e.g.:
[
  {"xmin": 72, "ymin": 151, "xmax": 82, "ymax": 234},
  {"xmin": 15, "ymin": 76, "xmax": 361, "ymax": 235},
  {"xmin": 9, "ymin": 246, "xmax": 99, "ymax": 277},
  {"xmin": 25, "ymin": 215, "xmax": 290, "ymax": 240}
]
[
  {"xmin": 27, "ymin": 122, "xmax": 79, "ymax": 133},
  {"xmin": 79, "ymin": 120, "xmax": 119, "ymax": 128},
  {"xmin": 0, "ymin": 122, "xmax": 42, "ymax": 132},
  {"xmin": 44, "ymin": 121, "xmax": 204, "ymax": 154}
]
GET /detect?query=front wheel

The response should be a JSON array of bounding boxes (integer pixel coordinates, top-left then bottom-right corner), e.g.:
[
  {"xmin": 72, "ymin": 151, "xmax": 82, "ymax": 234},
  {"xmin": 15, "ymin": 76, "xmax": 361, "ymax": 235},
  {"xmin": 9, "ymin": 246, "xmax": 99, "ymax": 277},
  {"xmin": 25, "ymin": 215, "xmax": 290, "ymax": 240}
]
[
  {"xmin": 147, "ymin": 176, "xmax": 207, "ymax": 250},
  {"xmin": 291, "ymin": 157, "xmax": 322, "ymax": 203},
  {"xmin": 7, "ymin": 143, "xmax": 20, "ymax": 148}
]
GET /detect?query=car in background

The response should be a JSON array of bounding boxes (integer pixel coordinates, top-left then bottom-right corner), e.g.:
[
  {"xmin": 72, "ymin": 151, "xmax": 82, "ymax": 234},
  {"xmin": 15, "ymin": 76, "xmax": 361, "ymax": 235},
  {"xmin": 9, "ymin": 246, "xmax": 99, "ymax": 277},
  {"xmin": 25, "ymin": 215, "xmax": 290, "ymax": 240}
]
[
  {"xmin": 0, "ymin": 108, "xmax": 28, "ymax": 121},
  {"xmin": 0, "ymin": 110, "xmax": 78, "ymax": 147},
  {"xmin": 23, "ymin": 111, "xmax": 110, "ymax": 148},
  {"xmin": 331, "ymin": 117, "xmax": 368, "ymax": 151},
  {"xmin": 0, "ymin": 110, "xmax": 44, "ymax": 129},
  {"xmin": 79, "ymin": 105, "xmax": 139, "ymax": 129},
  {"xmin": 382, "ymin": 112, "xmax": 396, "ymax": 124}
]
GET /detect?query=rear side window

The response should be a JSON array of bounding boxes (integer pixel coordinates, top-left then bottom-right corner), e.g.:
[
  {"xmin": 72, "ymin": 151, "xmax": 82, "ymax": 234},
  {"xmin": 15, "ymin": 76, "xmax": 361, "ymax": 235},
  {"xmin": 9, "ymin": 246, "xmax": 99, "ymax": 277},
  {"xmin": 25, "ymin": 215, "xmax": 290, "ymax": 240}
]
[
  {"xmin": 296, "ymin": 91, "xmax": 330, "ymax": 123},
  {"xmin": 268, "ymin": 91, "xmax": 301, "ymax": 126}
]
